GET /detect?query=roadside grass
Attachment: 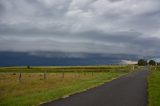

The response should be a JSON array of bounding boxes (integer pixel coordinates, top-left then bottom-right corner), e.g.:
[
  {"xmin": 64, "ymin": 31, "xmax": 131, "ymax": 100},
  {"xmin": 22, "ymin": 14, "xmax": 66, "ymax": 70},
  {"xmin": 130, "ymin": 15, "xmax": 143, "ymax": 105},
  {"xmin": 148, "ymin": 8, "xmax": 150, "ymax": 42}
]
[
  {"xmin": 0, "ymin": 65, "xmax": 137, "ymax": 106},
  {"xmin": 148, "ymin": 66, "xmax": 160, "ymax": 106},
  {"xmin": 0, "ymin": 72, "xmax": 127, "ymax": 106}
]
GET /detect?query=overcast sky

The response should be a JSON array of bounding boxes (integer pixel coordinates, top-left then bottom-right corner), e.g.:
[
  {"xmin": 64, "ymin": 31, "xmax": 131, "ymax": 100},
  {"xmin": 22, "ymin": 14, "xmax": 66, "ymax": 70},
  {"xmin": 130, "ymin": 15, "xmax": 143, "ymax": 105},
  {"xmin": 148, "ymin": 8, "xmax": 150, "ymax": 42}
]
[{"xmin": 0, "ymin": 0, "xmax": 160, "ymax": 56}]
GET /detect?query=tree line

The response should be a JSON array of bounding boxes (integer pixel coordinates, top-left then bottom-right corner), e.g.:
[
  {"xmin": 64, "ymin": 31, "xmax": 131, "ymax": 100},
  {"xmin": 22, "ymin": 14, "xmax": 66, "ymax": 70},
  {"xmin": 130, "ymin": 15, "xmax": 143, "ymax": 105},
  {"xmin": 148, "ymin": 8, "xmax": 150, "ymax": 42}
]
[{"xmin": 138, "ymin": 59, "xmax": 156, "ymax": 66}]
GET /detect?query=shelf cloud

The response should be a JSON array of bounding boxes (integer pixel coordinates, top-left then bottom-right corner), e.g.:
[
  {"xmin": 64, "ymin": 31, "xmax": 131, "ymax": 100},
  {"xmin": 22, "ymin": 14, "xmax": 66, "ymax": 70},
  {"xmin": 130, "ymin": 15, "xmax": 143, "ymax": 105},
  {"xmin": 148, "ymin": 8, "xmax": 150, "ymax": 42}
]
[{"xmin": 0, "ymin": 0, "xmax": 160, "ymax": 56}]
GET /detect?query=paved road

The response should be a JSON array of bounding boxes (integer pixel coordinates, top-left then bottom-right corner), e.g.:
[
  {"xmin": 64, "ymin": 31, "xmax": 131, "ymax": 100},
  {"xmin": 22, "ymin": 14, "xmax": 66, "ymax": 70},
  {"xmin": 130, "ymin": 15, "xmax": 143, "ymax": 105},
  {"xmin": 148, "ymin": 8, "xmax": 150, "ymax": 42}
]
[{"xmin": 41, "ymin": 68, "xmax": 149, "ymax": 106}]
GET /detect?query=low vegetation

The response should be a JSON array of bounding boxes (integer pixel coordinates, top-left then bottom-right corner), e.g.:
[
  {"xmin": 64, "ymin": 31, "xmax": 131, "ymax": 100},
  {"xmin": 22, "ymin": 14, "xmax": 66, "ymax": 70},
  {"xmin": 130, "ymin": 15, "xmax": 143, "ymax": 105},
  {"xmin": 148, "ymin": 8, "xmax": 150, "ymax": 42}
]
[
  {"xmin": 148, "ymin": 66, "xmax": 160, "ymax": 106},
  {"xmin": 137, "ymin": 59, "xmax": 156, "ymax": 66},
  {"xmin": 0, "ymin": 65, "xmax": 136, "ymax": 106},
  {"xmin": 137, "ymin": 59, "xmax": 148, "ymax": 66},
  {"xmin": 0, "ymin": 65, "xmax": 133, "ymax": 73},
  {"xmin": 148, "ymin": 60, "xmax": 156, "ymax": 66}
]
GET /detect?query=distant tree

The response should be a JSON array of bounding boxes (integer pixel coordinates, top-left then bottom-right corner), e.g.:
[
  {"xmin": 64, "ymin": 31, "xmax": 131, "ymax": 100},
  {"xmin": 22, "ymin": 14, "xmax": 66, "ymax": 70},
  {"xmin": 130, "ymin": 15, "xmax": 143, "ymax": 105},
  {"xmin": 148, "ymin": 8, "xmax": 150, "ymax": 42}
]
[
  {"xmin": 157, "ymin": 63, "xmax": 160, "ymax": 66},
  {"xmin": 149, "ymin": 60, "xmax": 156, "ymax": 66},
  {"xmin": 138, "ymin": 59, "xmax": 148, "ymax": 66}
]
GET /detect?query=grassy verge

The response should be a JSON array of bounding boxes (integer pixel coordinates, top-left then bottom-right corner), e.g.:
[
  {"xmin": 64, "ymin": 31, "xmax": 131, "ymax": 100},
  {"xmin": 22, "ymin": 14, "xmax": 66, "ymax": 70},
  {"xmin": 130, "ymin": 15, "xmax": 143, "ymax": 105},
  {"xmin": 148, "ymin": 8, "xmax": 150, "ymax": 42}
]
[
  {"xmin": 148, "ymin": 67, "xmax": 160, "ymax": 106},
  {"xmin": 0, "ymin": 72, "xmax": 126, "ymax": 106}
]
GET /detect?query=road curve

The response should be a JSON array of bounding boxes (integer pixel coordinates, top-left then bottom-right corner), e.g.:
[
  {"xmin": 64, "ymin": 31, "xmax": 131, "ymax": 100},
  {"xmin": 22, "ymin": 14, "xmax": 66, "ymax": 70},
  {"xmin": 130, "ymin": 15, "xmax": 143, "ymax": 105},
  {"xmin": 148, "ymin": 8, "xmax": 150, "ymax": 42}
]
[{"xmin": 41, "ymin": 68, "xmax": 149, "ymax": 106}]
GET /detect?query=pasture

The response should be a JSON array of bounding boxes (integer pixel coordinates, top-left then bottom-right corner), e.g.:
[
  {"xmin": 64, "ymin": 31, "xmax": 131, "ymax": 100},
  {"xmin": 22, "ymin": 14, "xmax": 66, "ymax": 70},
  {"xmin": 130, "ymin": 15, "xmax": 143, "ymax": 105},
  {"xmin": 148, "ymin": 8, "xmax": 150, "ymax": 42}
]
[{"xmin": 0, "ymin": 65, "xmax": 136, "ymax": 106}]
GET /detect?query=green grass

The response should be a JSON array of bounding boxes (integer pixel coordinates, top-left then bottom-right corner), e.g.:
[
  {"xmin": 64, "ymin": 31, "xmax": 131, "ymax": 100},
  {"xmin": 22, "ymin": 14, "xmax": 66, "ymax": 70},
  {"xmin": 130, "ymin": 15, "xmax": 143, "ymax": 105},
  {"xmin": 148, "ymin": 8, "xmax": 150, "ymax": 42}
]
[
  {"xmin": 0, "ymin": 65, "xmax": 134, "ymax": 73},
  {"xmin": 0, "ymin": 65, "xmax": 138, "ymax": 106},
  {"xmin": 148, "ymin": 67, "xmax": 160, "ymax": 106},
  {"xmin": 0, "ymin": 72, "xmax": 126, "ymax": 106}
]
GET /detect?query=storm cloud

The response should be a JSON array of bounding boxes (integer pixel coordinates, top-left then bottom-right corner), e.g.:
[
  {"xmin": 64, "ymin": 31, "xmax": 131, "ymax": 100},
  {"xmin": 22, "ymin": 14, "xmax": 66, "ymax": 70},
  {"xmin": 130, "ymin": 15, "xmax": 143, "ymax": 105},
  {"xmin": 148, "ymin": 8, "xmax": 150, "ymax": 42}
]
[{"xmin": 0, "ymin": 0, "xmax": 160, "ymax": 57}]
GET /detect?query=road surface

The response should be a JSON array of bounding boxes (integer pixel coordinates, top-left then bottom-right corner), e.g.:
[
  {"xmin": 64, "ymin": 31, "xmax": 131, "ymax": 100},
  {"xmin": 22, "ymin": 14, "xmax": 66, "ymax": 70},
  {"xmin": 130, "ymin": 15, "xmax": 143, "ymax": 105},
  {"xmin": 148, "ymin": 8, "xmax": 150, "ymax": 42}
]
[{"xmin": 41, "ymin": 68, "xmax": 149, "ymax": 106}]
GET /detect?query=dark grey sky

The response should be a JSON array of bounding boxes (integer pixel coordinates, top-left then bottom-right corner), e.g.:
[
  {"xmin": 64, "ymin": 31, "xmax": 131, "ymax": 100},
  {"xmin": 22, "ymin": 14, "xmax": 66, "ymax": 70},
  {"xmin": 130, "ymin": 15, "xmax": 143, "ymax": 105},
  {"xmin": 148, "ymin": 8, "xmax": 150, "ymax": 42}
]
[{"xmin": 0, "ymin": 0, "xmax": 160, "ymax": 56}]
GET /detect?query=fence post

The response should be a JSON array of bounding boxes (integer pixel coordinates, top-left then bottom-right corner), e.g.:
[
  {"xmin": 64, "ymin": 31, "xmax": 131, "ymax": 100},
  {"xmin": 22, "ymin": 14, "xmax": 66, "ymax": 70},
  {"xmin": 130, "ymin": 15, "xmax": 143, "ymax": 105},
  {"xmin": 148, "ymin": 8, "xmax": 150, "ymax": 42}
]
[
  {"xmin": 62, "ymin": 72, "xmax": 64, "ymax": 78},
  {"xmin": 76, "ymin": 72, "xmax": 79, "ymax": 78},
  {"xmin": 132, "ymin": 65, "xmax": 135, "ymax": 71},
  {"xmin": 44, "ymin": 71, "xmax": 47, "ymax": 80},
  {"xmin": 75, "ymin": 72, "xmax": 77, "ymax": 78},
  {"xmin": 84, "ymin": 72, "xmax": 86, "ymax": 76},
  {"xmin": 19, "ymin": 73, "xmax": 22, "ymax": 82}
]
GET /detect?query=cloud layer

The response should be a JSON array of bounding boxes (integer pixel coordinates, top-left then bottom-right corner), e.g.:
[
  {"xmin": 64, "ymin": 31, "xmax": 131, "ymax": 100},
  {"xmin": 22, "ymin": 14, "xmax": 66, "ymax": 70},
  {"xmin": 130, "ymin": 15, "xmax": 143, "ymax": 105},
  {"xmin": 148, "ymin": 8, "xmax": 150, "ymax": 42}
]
[{"xmin": 0, "ymin": 0, "xmax": 160, "ymax": 56}]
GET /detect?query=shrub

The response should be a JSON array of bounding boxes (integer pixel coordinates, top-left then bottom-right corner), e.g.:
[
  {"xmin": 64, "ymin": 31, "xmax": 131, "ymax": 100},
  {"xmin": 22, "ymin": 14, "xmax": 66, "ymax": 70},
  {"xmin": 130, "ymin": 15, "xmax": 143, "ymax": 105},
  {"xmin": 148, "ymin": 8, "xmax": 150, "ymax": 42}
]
[
  {"xmin": 149, "ymin": 60, "xmax": 156, "ymax": 66},
  {"xmin": 138, "ymin": 59, "xmax": 147, "ymax": 66}
]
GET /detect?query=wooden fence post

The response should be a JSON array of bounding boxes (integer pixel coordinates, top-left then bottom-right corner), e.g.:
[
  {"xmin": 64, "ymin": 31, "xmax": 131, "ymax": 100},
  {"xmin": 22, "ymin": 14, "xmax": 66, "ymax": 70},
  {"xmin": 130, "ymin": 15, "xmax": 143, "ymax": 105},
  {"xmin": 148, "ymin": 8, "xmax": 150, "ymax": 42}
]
[
  {"xmin": 132, "ymin": 65, "xmax": 135, "ymax": 70},
  {"xmin": 62, "ymin": 72, "xmax": 64, "ymax": 78},
  {"xmin": 75, "ymin": 72, "xmax": 77, "ymax": 78},
  {"xmin": 19, "ymin": 73, "xmax": 22, "ymax": 82},
  {"xmin": 44, "ymin": 71, "xmax": 47, "ymax": 80}
]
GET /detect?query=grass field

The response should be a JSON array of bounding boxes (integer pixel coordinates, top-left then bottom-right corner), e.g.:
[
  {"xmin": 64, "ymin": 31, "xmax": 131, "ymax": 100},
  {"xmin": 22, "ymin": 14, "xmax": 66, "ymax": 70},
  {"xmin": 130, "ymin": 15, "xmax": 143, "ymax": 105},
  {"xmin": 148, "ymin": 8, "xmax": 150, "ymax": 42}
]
[
  {"xmin": 148, "ymin": 66, "xmax": 160, "ymax": 106},
  {"xmin": 0, "ymin": 65, "xmax": 135, "ymax": 73},
  {"xmin": 0, "ymin": 65, "xmax": 135, "ymax": 106}
]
